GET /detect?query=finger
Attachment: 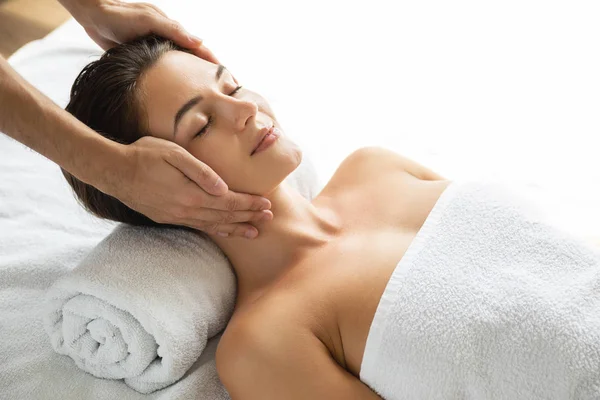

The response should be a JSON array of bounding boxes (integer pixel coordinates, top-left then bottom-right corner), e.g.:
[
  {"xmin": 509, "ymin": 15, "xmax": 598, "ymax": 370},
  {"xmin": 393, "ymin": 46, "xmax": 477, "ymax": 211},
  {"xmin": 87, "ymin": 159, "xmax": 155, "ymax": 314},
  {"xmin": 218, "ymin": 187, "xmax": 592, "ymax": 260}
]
[
  {"xmin": 204, "ymin": 223, "xmax": 260, "ymax": 239},
  {"xmin": 84, "ymin": 27, "xmax": 118, "ymax": 50},
  {"xmin": 179, "ymin": 219, "xmax": 260, "ymax": 239},
  {"xmin": 137, "ymin": 5, "xmax": 218, "ymax": 63},
  {"xmin": 142, "ymin": 3, "xmax": 168, "ymax": 18},
  {"xmin": 189, "ymin": 44, "xmax": 220, "ymax": 64},
  {"xmin": 203, "ymin": 190, "xmax": 272, "ymax": 212},
  {"xmin": 216, "ymin": 223, "xmax": 260, "ymax": 239},
  {"xmin": 165, "ymin": 147, "xmax": 228, "ymax": 195},
  {"xmin": 149, "ymin": 15, "xmax": 203, "ymax": 52},
  {"xmin": 197, "ymin": 209, "xmax": 273, "ymax": 224}
]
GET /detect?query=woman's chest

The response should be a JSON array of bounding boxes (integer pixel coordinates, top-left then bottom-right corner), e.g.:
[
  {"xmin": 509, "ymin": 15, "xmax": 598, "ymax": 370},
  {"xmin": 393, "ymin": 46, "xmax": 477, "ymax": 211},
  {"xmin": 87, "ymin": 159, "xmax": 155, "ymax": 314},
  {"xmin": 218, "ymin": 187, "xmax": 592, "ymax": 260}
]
[{"xmin": 291, "ymin": 176, "xmax": 452, "ymax": 378}]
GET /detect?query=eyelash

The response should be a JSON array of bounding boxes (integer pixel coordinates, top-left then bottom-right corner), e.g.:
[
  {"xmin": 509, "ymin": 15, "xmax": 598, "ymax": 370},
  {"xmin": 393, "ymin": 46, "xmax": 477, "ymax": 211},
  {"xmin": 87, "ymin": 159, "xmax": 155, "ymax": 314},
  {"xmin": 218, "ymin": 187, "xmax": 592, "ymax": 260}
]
[{"xmin": 195, "ymin": 85, "xmax": 243, "ymax": 138}]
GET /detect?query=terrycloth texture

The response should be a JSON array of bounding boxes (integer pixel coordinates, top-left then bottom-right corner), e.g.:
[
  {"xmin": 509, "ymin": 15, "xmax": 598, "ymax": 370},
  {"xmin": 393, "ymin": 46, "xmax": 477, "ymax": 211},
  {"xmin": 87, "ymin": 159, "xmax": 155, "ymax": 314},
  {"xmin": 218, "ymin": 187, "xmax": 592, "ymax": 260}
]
[
  {"xmin": 43, "ymin": 226, "xmax": 234, "ymax": 394},
  {"xmin": 360, "ymin": 180, "xmax": 600, "ymax": 400}
]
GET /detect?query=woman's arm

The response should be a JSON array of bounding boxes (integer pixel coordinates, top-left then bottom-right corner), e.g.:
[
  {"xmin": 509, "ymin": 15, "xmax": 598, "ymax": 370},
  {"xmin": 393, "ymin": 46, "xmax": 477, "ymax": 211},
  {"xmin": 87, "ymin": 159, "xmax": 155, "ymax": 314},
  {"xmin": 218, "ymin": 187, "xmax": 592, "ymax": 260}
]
[{"xmin": 217, "ymin": 316, "xmax": 383, "ymax": 400}]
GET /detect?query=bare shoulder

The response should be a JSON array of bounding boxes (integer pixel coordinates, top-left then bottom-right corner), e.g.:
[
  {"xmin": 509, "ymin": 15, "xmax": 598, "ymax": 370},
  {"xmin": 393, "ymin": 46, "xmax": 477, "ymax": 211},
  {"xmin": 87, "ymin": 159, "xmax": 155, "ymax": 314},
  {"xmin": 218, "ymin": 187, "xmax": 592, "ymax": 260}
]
[
  {"xmin": 215, "ymin": 302, "xmax": 382, "ymax": 400},
  {"xmin": 217, "ymin": 300, "xmax": 281, "ymax": 351},
  {"xmin": 325, "ymin": 146, "xmax": 445, "ymax": 193},
  {"xmin": 216, "ymin": 296, "xmax": 297, "ymax": 370},
  {"xmin": 216, "ymin": 290, "xmax": 314, "ymax": 366}
]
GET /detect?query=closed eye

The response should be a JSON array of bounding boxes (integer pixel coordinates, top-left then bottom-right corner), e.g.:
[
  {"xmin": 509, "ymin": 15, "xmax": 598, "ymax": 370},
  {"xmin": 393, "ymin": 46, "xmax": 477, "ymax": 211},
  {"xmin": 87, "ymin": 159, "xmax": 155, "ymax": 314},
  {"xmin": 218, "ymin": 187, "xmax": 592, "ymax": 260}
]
[
  {"xmin": 230, "ymin": 85, "xmax": 243, "ymax": 97},
  {"xmin": 194, "ymin": 85, "xmax": 243, "ymax": 138}
]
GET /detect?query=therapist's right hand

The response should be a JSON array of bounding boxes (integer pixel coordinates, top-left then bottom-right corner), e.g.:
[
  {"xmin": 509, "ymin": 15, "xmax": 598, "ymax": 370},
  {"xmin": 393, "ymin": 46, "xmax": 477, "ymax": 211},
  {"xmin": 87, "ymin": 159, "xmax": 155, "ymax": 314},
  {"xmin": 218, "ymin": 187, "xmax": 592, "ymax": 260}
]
[{"xmin": 114, "ymin": 136, "xmax": 272, "ymax": 239}]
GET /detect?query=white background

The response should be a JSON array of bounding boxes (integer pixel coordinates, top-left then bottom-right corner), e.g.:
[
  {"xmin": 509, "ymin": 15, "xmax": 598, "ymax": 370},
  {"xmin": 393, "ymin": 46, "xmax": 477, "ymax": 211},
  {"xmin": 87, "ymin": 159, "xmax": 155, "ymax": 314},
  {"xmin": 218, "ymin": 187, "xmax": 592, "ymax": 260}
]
[
  {"xmin": 156, "ymin": 0, "xmax": 600, "ymax": 240},
  {"xmin": 15, "ymin": 0, "xmax": 600, "ymax": 241}
]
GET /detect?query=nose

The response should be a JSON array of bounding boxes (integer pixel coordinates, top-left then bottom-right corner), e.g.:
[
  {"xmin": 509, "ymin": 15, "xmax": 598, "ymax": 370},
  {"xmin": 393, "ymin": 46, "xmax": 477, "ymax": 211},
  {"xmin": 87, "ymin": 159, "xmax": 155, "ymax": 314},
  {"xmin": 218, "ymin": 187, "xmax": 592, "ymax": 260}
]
[{"xmin": 217, "ymin": 93, "xmax": 258, "ymax": 132}]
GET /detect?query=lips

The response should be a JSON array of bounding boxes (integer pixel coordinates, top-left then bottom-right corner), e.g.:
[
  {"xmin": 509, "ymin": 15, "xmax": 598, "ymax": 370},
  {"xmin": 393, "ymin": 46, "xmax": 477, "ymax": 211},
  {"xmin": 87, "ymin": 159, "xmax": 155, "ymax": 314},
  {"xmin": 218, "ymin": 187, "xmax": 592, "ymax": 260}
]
[{"xmin": 251, "ymin": 125, "xmax": 274, "ymax": 155}]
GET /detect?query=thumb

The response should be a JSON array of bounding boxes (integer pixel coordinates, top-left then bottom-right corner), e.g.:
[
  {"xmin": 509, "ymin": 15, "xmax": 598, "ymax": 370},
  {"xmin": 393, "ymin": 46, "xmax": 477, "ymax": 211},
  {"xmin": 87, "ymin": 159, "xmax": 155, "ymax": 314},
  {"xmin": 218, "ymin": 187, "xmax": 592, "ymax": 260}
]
[
  {"xmin": 166, "ymin": 148, "xmax": 229, "ymax": 196},
  {"xmin": 152, "ymin": 16, "xmax": 203, "ymax": 51},
  {"xmin": 84, "ymin": 27, "xmax": 118, "ymax": 51},
  {"xmin": 150, "ymin": 16, "xmax": 221, "ymax": 63}
]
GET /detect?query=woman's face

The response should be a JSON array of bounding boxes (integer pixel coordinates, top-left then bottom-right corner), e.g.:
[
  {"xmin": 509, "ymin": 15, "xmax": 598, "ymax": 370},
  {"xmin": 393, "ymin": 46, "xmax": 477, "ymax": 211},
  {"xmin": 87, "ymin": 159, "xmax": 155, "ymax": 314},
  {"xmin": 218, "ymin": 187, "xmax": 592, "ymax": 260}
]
[{"xmin": 138, "ymin": 50, "xmax": 302, "ymax": 195}]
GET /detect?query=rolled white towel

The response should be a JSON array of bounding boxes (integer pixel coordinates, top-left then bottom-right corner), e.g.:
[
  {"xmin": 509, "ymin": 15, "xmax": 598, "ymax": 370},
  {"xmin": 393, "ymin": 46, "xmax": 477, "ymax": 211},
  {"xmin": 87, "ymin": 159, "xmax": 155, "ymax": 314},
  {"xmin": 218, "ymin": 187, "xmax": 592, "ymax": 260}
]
[{"xmin": 43, "ymin": 225, "xmax": 236, "ymax": 394}]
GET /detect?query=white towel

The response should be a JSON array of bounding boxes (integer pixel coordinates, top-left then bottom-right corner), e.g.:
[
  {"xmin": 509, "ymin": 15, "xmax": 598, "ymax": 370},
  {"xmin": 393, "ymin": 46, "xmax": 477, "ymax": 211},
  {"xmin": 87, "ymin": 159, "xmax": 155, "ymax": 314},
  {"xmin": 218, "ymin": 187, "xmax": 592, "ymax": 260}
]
[
  {"xmin": 43, "ymin": 225, "xmax": 236, "ymax": 394},
  {"xmin": 360, "ymin": 181, "xmax": 600, "ymax": 400}
]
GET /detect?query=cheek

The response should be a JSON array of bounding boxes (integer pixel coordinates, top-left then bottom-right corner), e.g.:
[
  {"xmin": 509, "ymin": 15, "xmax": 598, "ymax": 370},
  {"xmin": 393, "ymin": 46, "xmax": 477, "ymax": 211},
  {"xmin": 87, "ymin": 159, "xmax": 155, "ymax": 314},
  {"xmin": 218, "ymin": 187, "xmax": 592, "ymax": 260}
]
[
  {"xmin": 260, "ymin": 103, "xmax": 275, "ymax": 118},
  {"xmin": 198, "ymin": 149, "xmax": 251, "ymax": 190},
  {"xmin": 190, "ymin": 141, "xmax": 220, "ymax": 167},
  {"xmin": 190, "ymin": 134, "xmax": 243, "ymax": 174}
]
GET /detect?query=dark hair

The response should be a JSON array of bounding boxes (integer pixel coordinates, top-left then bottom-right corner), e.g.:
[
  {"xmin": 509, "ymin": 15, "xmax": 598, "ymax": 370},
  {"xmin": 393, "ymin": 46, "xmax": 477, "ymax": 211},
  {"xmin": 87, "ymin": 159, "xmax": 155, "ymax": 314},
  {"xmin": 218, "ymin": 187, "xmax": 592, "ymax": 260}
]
[{"xmin": 61, "ymin": 35, "xmax": 195, "ymax": 230}]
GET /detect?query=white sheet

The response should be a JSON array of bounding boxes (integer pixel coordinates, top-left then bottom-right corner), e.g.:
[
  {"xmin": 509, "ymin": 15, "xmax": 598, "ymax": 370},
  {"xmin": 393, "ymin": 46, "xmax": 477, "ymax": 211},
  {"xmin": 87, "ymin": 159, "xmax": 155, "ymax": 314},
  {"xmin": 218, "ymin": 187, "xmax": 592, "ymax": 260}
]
[{"xmin": 2, "ymin": 1, "xmax": 600, "ymax": 399}]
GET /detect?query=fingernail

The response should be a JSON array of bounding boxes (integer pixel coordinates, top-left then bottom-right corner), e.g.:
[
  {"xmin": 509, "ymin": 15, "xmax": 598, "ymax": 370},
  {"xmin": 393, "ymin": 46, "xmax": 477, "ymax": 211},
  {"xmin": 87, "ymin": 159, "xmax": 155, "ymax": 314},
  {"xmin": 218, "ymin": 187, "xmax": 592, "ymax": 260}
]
[
  {"xmin": 189, "ymin": 35, "xmax": 203, "ymax": 44},
  {"xmin": 260, "ymin": 200, "xmax": 271, "ymax": 210},
  {"xmin": 245, "ymin": 230, "xmax": 257, "ymax": 239},
  {"xmin": 217, "ymin": 232, "xmax": 229, "ymax": 237},
  {"xmin": 213, "ymin": 178, "xmax": 227, "ymax": 193},
  {"xmin": 260, "ymin": 212, "xmax": 272, "ymax": 222}
]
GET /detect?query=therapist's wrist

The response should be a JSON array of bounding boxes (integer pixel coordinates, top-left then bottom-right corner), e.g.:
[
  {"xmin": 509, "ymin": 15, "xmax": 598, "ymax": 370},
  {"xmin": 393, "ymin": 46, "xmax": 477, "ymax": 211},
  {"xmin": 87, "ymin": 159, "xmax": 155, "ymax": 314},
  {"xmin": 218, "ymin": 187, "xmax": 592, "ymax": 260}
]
[
  {"xmin": 77, "ymin": 136, "xmax": 130, "ymax": 197},
  {"xmin": 58, "ymin": 116, "xmax": 130, "ymax": 197}
]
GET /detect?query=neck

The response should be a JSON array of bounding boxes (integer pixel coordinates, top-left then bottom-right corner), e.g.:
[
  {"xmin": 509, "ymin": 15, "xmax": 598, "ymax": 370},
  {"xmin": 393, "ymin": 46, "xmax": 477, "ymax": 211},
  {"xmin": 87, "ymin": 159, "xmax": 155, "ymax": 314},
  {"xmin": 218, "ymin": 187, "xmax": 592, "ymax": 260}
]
[{"xmin": 207, "ymin": 181, "xmax": 343, "ymax": 303}]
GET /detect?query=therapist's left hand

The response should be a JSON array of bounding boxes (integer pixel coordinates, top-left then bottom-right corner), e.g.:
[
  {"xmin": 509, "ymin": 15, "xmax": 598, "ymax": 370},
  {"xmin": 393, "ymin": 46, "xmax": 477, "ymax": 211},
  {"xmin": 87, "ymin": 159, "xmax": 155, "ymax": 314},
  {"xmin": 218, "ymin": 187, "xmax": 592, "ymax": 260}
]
[{"xmin": 60, "ymin": 0, "xmax": 219, "ymax": 63}]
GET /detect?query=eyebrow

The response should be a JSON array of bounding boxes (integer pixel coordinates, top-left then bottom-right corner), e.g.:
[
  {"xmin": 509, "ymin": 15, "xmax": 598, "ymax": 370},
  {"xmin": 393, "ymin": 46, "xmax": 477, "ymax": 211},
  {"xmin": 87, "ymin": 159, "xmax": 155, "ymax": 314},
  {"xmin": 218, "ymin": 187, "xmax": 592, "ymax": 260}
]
[{"xmin": 173, "ymin": 64, "xmax": 226, "ymax": 137}]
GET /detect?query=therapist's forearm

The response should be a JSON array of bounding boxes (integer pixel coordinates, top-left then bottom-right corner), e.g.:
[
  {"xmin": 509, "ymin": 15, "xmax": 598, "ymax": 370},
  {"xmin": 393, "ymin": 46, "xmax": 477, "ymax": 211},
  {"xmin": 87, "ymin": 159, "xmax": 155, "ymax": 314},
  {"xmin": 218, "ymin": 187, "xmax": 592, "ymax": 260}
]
[{"xmin": 0, "ymin": 55, "xmax": 124, "ymax": 192}]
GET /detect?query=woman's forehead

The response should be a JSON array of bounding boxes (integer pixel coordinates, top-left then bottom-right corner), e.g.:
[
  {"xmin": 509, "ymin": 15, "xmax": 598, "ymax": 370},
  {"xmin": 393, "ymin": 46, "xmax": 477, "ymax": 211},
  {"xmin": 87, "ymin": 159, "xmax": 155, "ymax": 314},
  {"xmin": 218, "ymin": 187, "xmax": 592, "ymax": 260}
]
[
  {"xmin": 142, "ymin": 51, "xmax": 217, "ymax": 93},
  {"xmin": 140, "ymin": 52, "xmax": 215, "ymax": 110}
]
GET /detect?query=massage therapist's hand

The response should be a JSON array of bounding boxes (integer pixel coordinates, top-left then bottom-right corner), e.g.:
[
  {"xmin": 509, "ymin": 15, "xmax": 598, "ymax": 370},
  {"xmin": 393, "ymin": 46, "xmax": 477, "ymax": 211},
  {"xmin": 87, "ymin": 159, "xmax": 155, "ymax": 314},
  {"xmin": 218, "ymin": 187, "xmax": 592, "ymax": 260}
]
[
  {"xmin": 114, "ymin": 136, "xmax": 273, "ymax": 238},
  {"xmin": 59, "ymin": 0, "xmax": 219, "ymax": 63},
  {"xmin": 0, "ymin": 53, "xmax": 268, "ymax": 238}
]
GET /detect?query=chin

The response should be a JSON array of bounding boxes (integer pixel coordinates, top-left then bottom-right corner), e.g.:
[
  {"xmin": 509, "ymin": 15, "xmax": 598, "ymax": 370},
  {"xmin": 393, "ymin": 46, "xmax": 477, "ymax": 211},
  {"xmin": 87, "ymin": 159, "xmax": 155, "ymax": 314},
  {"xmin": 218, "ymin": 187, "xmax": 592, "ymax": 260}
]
[
  {"xmin": 258, "ymin": 144, "xmax": 303, "ymax": 196},
  {"xmin": 283, "ymin": 139, "xmax": 303, "ymax": 172}
]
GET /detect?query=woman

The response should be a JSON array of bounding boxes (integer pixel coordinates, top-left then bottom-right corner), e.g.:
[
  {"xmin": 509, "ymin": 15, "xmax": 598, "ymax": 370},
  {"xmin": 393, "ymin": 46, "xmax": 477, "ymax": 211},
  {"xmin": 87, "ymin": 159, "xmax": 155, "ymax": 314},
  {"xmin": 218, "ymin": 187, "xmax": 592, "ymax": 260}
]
[
  {"xmin": 62, "ymin": 35, "xmax": 600, "ymax": 399},
  {"xmin": 62, "ymin": 33, "xmax": 447, "ymax": 398}
]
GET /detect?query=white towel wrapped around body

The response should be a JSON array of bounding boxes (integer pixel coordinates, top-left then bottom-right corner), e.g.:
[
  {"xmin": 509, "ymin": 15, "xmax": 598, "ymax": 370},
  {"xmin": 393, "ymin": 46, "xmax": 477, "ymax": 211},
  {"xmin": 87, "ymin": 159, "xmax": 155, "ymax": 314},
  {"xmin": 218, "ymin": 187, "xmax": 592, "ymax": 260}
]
[{"xmin": 360, "ymin": 180, "xmax": 600, "ymax": 400}]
